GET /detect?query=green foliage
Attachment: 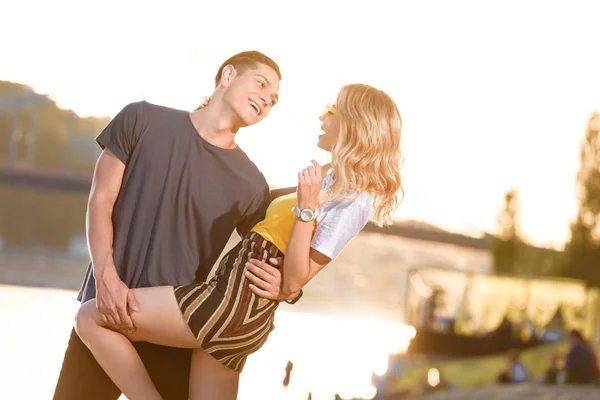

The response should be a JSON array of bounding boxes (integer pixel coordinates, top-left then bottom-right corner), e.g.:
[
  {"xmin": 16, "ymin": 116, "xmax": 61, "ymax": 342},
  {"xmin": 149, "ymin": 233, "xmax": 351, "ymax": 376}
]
[
  {"xmin": 0, "ymin": 81, "xmax": 110, "ymax": 250},
  {"xmin": 395, "ymin": 341, "xmax": 600, "ymax": 391},
  {"xmin": 564, "ymin": 111, "xmax": 600, "ymax": 286},
  {"xmin": 492, "ymin": 189, "xmax": 522, "ymax": 274}
]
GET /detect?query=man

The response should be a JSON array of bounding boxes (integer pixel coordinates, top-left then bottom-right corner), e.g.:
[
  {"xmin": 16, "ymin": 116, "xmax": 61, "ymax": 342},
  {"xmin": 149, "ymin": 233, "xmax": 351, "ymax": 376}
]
[
  {"xmin": 53, "ymin": 50, "xmax": 299, "ymax": 400},
  {"xmin": 565, "ymin": 329, "xmax": 600, "ymax": 384}
]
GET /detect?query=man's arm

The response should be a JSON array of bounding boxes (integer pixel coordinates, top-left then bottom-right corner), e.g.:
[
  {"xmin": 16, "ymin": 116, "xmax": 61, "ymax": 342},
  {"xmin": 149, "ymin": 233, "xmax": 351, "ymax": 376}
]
[
  {"xmin": 244, "ymin": 257, "xmax": 301, "ymax": 302},
  {"xmin": 235, "ymin": 183, "xmax": 295, "ymax": 300},
  {"xmin": 239, "ymin": 186, "xmax": 299, "ymax": 301},
  {"xmin": 87, "ymin": 148, "xmax": 138, "ymax": 333},
  {"xmin": 270, "ymin": 187, "xmax": 295, "ymax": 200}
]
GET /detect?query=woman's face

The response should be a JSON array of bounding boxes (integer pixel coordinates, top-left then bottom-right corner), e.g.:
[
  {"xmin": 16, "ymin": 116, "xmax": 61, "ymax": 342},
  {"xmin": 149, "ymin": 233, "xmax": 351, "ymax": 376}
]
[{"xmin": 317, "ymin": 104, "xmax": 341, "ymax": 152}]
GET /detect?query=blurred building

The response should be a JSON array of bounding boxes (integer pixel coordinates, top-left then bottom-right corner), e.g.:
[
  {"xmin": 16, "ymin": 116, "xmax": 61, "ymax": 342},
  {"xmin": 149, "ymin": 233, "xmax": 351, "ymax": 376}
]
[{"xmin": 295, "ymin": 219, "xmax": 493, "ymax": 322}]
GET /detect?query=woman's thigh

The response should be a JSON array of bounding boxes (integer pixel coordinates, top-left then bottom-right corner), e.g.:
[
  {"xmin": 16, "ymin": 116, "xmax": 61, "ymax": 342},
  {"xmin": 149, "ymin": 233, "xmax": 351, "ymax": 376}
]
[{"xmin": 125, "ymin": 286, "xmax": 200, "ymax": 349}]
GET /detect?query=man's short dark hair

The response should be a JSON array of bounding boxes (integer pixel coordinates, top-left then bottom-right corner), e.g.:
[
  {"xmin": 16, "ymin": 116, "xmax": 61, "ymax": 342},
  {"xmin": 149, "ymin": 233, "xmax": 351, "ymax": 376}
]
[{"xmin": 214, "ymin": 50, "xmax": 282, "ymax": 87}]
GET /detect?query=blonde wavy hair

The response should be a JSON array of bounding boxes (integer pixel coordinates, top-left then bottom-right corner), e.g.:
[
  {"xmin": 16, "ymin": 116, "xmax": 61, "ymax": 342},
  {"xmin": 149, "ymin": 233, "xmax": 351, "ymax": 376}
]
[{"xmin": 324, "ymin": 83, "xmax": 404, "ymax": 226}]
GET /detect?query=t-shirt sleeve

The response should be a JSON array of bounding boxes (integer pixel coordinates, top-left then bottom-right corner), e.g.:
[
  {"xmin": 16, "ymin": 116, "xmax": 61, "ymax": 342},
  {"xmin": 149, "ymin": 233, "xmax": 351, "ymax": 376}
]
[
  {"xmin": 310, "ymin": 194, "xmax": 372, "ymax": 260},
  {"xmin": 96, "ymin": 101, "xmax": 146, "ymax": 164},
  {"xmin": 236, "ymin": 184, "xmax": 271, "ymax": 237}
]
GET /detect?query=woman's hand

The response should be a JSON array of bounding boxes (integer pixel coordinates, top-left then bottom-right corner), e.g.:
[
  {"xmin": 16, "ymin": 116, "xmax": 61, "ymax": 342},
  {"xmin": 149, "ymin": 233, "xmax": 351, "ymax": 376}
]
[
  {"xmin": 297, "ymin": 160, "xmax": 322, "ymax": 210},
  {"xmin": 194, "ymin": 96, "xmax": 210, "ymax": 110}
]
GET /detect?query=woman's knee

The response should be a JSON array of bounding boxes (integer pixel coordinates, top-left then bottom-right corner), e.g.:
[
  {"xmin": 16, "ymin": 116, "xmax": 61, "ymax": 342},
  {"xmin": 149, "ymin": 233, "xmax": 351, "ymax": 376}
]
[{"xmin": 74, "ymin": 300, "xmax": 100, "ymax": 342}]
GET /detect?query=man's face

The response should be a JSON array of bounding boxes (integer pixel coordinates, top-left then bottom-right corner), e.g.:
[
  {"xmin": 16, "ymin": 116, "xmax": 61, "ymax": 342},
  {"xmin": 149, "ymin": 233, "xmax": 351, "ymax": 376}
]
[{"xmin": 223, "ymin": 63, "xmax": 280, "ymax": 127}]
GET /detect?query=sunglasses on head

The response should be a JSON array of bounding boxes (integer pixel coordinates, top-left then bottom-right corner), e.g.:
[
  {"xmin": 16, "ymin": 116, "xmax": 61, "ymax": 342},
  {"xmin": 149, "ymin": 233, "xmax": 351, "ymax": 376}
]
[{"xmin": 322, "ymin": 103, "xmax": 338, "ymax": 116}]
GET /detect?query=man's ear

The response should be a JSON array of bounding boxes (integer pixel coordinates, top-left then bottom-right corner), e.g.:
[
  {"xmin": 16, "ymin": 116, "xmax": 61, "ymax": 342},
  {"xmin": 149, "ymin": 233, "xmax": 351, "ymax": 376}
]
[{"xmin": 220, "ymin": 64, "xmax": 237, "ymax": 87}]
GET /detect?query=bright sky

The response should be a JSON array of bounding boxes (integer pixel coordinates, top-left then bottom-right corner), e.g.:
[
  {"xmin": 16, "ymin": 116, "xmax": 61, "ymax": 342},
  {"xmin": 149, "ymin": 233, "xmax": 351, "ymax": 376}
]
[{"xmin": 2, "ymin": 0, "xmax": 599, "ymax": 249}]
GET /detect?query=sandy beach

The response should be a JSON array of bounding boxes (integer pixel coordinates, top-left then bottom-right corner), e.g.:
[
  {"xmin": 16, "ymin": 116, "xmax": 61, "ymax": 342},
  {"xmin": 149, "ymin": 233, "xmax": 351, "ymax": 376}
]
[{"xmin": 422, "ymin": 383, "xmax": 600, "ymax": 399}]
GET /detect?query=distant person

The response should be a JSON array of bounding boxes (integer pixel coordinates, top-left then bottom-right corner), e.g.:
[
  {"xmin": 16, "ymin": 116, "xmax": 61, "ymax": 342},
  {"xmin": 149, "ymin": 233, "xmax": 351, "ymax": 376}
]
[
  {"xmin": 281, "ymin": 360, "xmax": 312, "ymax": 399},
  {"xmin": 283, "ymin": 360, "xmax": 294, "ymax": 388},
  {"xmin": 497, "ymin": 349, "xmax": 528, "ymax": 384},
  {"xmin": 540, "ymin": 352, "xmax": 562, "ymax": 384},
  {"xmin": 564, "ymin": 329, "xmax": 600, "ymax": 384},
  {"xmin": 73, "ymin": 84, "xmax": 405, "ymax": 399},
  {"xmin": 426, "ymin": 286, "xmax": 445, "ymax": 329}
]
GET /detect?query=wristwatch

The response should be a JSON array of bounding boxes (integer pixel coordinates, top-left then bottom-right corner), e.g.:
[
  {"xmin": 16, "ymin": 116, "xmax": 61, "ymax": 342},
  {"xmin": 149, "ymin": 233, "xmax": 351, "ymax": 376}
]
[{"xmin": 292, "ymin": 205, "xmax": 319, "ymax": 222}]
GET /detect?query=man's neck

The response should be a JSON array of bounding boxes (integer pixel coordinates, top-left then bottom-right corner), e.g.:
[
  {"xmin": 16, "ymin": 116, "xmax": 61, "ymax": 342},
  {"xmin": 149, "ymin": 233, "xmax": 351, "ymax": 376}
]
[{"xmin": 189, "ymin": 100, "xmax": 241, "ymax": 150}]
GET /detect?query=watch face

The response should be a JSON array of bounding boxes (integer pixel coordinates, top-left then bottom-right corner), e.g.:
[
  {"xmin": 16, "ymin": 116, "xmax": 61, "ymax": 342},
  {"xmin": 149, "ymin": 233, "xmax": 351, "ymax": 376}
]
[{"xmin": 300, "ymin": 209, "xmax": 314, "ymax": 222}]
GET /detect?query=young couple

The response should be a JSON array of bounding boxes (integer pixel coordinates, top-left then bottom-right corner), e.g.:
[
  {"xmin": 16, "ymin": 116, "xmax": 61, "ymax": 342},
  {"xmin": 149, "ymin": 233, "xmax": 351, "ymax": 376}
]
[{"xmin": 53, "ymin": 50, "xmax": 404, "ymax": 400}]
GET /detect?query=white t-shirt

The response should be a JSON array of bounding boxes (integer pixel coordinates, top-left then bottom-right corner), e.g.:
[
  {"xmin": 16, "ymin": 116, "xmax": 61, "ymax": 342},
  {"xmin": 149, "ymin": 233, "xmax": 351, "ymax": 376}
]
[
  {"xmin": 310, "ymin": 174, "xmax": 372, "ymax": 260},
  {"xmin": 510, "ymin": 361, "xmax": 529, "ymax": 382}
]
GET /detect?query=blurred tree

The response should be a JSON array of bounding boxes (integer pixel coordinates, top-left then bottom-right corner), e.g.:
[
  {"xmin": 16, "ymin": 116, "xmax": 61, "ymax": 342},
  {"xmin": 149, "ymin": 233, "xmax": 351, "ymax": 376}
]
[
  {"xmin": 492, "ymin": 188, "xmax": 522, "ymax": 274},
  {"xmin": 0, "ymin": 81, "xmax": 109, "ymax": 172},
  {"xmin": 0, "ymin": 81, "xmax": 110, "ymax": 250},
  {"xmin": 564, "ymin": 111, "xmax": 600, "ymax": 286}
]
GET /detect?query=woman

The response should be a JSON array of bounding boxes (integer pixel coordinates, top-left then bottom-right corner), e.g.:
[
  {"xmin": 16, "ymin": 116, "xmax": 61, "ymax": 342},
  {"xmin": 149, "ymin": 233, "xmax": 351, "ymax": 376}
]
[{"xmin": 74, "ymin": 83, "xmax": 404, "ymax": 400}]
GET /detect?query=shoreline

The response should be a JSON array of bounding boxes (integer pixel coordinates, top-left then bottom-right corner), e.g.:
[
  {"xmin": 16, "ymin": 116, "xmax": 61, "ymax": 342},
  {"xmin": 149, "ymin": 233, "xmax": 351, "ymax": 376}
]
[{"xmin": 421, "ymin": 383, "xmax": 600, "ymax": 399}]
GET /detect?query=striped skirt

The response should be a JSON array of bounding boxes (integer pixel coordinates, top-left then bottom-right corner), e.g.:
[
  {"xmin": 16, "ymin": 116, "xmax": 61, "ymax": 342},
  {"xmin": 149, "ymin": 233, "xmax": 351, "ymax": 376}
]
[{"xmin": 173, "ymin": 232, "xmax": 281, "ymax": 372}]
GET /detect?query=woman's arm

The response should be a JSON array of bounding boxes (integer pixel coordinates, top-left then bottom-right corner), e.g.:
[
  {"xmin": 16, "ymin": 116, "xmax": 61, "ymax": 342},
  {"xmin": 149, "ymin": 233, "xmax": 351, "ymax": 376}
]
[
  {"xmin": 280, "ymin": 161, "xmax": 332, "ymax": 294},
  {"xmin": 283, "ymin": 189, "xmax": 372, "ymax": 295},
  {"xmin": 270, "ymin": 163, "xmax": 331, "ymax": 201},
  {"xmin": 282, "ymin": 245, "xmax": 331, "ymax": 294}
]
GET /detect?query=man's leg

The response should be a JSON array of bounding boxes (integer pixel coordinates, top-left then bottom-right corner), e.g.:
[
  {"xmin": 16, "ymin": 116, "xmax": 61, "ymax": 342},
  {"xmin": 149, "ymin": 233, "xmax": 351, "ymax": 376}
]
[
  {"xmin": 74, "ymin": 287, "xmax": 196, "ymax": 400},
  {"xmin": 53, "ymin": 330, "xmax": 191, "ymax": 400},
  {"xmin": 53, "ymin": 328, "xmax": 121, "ymax": 400},
  {"xmin": 189, "ymin": 349, "xmax": 239, "ymax": 400},
  {"xmin": 135, "ymin": 342, "xmax": 192, "ymax": 400}
]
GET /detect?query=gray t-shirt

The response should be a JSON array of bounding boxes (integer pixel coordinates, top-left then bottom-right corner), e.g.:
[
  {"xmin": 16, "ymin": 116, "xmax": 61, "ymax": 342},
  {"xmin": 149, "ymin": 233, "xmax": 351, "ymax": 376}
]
[
  {"xmin": 78, "ymin": 101, "xmax": 270, "ymax": 302},
  {"xmin": 310, "ymin": 175, "xmax": 372, "ymax": 260}
]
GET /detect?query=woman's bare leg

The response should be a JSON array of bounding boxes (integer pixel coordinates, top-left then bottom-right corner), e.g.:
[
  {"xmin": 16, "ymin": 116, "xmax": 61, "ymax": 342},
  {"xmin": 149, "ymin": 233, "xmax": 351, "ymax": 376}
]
[
  {"xmin": 189, "ymin": 349, "xmax": 240, "ymax": 400},
  {"xmin": 74, "ymin": 286, "xmax": 199, "ymax": 400}
]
